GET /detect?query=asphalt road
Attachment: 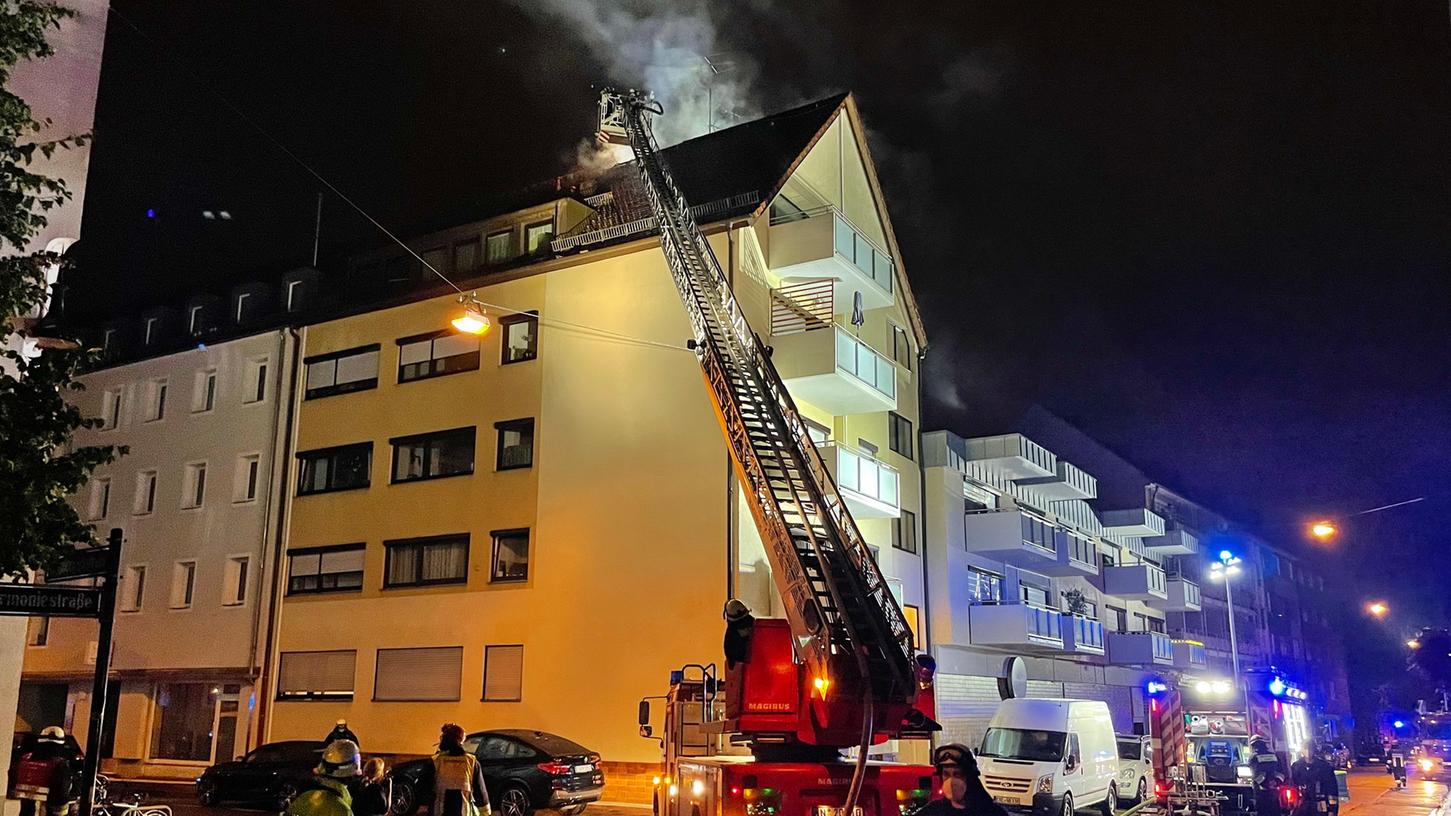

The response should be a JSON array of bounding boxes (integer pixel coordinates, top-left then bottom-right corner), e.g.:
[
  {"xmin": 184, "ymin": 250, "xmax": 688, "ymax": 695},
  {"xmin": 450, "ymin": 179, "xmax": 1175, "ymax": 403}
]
[
  {"xmin": 1340, "ymin": 765, "xmax": 1449, "ymax": 816},
  {"xmin": 104, "ymin": 782, "xmax": 647, "ymax": 816}
]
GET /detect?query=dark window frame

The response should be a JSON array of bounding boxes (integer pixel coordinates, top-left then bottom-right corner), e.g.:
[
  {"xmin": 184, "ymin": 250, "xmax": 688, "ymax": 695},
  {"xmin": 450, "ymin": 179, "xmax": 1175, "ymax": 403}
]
[
  {"xmin": 396, "ymin": 330, "xmax": 481, "ymax": 384},
  {"xmin": 453, "ymin": 238, "xmax": 481, "ymax": 272},
  {"xmin": 286, "ymin": 544, "xmax": 366, "ymax": 596},
  {"xmin": 481, "ymin": 644, "xmax": 525, "ymax": 702},
  {"xmin": 303, "ymin": 344, "xmax": 381, "ymax": 400},
  {"xmin": 893, "ymin": 509, "xmax": 918, "ymax": 554},
  {"xmin": 390, "ymin": 426, "xmax": 477, "ymax": 484},
  {"xmin": 494, "ymin": 418, "xmax": 535, "ymax": 471},
  {"xmin": 888, "ymin": 412, "xmax": 914, "ymax": 460},
  {"xmin": 891, "ymin": 324, "xmax": 913, "ymax": 371},
  {"xmin": 490, "ymin": 528, "xmax": 531, "ymax": 584},
  {"xmin": 296, "ymin": 442, "xmax": 373, "ymax": 496},
  {"xmin": 275, "ymin": 649, "xmax": 357, "ymax": 701},
  {"xmin": 485, "ymin": 229, "xmax": 514, "ymax": 264},
  {"xmin": 499, "ymin": 312, "xmax": 539, "ymax": 364},
  {"xmin": 382, "ymin": 533, "xmax": 470, "ymax": 589}
]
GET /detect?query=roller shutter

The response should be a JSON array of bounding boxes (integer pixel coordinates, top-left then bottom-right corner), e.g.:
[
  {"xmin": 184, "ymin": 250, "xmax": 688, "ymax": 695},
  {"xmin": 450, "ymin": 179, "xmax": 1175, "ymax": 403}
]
[
  {"xmin": 936, "ymin": 674, "xmax": 1001, "ymax": 748},
  {"xmin": 1063, "ymin": 682, "xmax": 1135, "ymax": 733}
]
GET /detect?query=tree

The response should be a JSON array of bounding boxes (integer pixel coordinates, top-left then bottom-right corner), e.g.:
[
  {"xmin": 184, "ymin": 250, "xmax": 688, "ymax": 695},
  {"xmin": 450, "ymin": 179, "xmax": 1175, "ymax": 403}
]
[
  {"xmin": 0, "ymin": 1, "xmax": 122, "ymax": 577},
  {"xmin": 1409, "ymin": 628, "xmax": 1451, "ymax": 702}
]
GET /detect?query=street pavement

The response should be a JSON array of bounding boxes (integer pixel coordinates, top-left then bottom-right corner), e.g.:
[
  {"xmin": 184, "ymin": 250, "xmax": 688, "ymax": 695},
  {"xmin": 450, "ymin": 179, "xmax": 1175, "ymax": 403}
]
[
  {"xmin": 106, "ymin": 781, "xmax": 649, "ymax": 816},
  {"xmin": 1340, "ymin": 766, "xmax": 1449, "ymax": 816}
]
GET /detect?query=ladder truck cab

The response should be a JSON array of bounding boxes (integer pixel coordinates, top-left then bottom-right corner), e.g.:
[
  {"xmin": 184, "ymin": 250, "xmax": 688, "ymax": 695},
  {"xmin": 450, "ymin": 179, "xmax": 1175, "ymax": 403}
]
[{"xmin": 598, "ymin": 89, "xmax": 941, "ymax": 816}]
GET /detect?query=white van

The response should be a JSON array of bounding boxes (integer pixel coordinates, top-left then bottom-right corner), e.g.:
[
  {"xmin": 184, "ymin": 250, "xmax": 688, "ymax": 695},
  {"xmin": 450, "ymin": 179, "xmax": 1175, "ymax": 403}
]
[{"xmin": 976, "ymin": 699, "xmax": 1119, "ymax": 815}]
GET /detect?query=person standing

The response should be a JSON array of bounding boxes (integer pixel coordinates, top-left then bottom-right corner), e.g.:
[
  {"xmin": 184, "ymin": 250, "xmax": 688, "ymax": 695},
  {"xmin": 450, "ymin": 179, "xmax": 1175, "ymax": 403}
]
[
  {"xmin": 287, "ymin": 740, "xmax": 362, "ymax": 816},
  {"xmin": 1250, "ymin": 736, "xmax": 1285, "ymax": 816},
  {"xmin": 432, "ymin": 725, "xmax": 490, "ymax": 816},
  {"xmin": 1290, "ymin": 743, "xmax": 1338, "ymax": 816},
  {"xmin": 351, "ymin": 758, "xmax": 391, "ymax": 816},
  {"xmin": 911, "ymin": 743, "xmax": 1007, "ymax": 816},
  {"xmin": 326, "ymin": 721, "xmax": 360, "ymax": 748},
  {"xmin": 11, "ymin": 727, "xmax": 80, "ymax": 816}
]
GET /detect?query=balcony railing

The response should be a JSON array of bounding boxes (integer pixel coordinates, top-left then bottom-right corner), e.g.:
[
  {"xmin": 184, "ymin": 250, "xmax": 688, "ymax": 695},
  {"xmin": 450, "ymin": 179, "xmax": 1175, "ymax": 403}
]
[
  {"xmin": 834, "ymin": 326, "xmax": 896, "ymax": 401},
  {"xmin": 770, "ymin": 279, "xmax": 833, "ymax": 336},
  {"xmin": 823, "ymin": 441, "xmax": 900, "ymax": 518},
  {"xmin": 768, "ymin": 206, "xmax": 895, "ymax": 308},
  {"xmin": 1107, "ymin": 630, "xmax": 1176, "ymax": 666},
  {"xmin": 1103, "ymin": 563, "xmax": 1169, "ymax": 601},
  {"xmin": 771, "ymin": 323, "xmax": 897, "ymax": 414},
  {"xmin": 963, "ymin": 509, "xmax": 1061, "ymax": 567},
  {"xmin": 1061, "ymin": 614, "xmax": 1105, "ymax": 654},
  {"xmin": 968, "ymin": 602, "xmax": 1063, "ymax": 650}
]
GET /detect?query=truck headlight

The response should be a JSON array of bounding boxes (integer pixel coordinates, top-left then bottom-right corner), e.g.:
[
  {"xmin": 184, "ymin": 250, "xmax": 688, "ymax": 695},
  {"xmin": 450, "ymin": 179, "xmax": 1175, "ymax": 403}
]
[
  {"xmin": 1036, "ymin": 774, "xmax": 1054, "ymax": 794},
  {"xmin": 1236, "ymin": 765, "xmax": 1253, "ymax": 780},
  {"xmin": 1419, "ymin": 758, "xmax": 1435, "ymax": 772}
]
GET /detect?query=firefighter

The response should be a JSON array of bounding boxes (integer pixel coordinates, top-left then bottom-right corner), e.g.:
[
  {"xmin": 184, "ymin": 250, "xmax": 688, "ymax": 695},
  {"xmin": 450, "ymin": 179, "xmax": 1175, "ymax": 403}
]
[
  {"xmin": 325, "ymin": 720, "xmax": 359, "ymax": 748},
  {"xmin": 722, "ymin": 599, "xmax": 755, "ymax": 669},
  {"xmin": 1289, "ymin": 743, "xmax": 1338, "ymax": 815},
  {"xmin": 1387, "ymin": 746, "xmax": 1407, "ymax": 789},
  {"xmin": 912, "ymin": 744, "xmax": 1007, "ymax": 816},
  {"xmin": 11, "ymin": 727, "xmax": 79, "ymax": 816},
  {"xmin": 1250, "ymin": 736, "xmax": 1285, "ymax": 815},
  {"xmin": 287, "ymin": 740, "xmax": 361, "ymax": 816},
  {"xmin": 432, "ymin": 724, "xmax": 491, "ymax": 816}
]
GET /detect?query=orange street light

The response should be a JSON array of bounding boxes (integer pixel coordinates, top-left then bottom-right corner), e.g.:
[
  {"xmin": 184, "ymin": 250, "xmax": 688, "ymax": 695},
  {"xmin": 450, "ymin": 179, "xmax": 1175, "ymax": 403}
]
[
  {"xmin": 1408, "ymin": 639, "xmax": 1421, "ymax": 649},
  {"xmin": 1366, "ymin": 601, "xmax": 1389, "ymax": 618},
  {"xmin": 1310, "ymin": 520, "xmax": 1338, "ymax": 541},
  {"xmin": 451, "ymin": 292, "xmax": 491, "ymax": 335}
]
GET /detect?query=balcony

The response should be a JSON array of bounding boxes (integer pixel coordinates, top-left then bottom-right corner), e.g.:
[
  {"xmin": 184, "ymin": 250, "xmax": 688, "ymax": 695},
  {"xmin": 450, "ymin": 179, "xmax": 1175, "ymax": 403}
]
[
  {"xmin": 1106, "ymin": 631, "xmax": 1175, "ymax": 666},
  {"xmin": 963, "ymin": 434, "xmax": 1055, "ymax": 479},
  {"xmin": 768, "ymin": 208, "xmax": 895, "ymax": 310},
  {"xmin": 771, "ymin": 324, "xmax": 896, "ymax": 415},
  {"xmin": 1143, "ymin": 528, "xmax": 1199, "ymax": 556},
  {"xmin": 1154, "ymin": 576, "xmax": 1203, "ymax": 612},
  {"xmin": 1060, "ymin": 614, "xmax": 1106, "ymax": 655},
  {"xmin": 968, "ymin": 603, "xmax": 1063, "ymax": 652},
  {"xmin": 964, "ymin": 510, "xmax": 1061, "ymax": 568},
  {"xmin": 1035, "ymin": 532, "xmax": 1099, "ymax": 577},
  {"xmin": 1103, "ymin": 563, "xmax": 1169, "ymax": 601},
  {"xmin": 820, "ymin": 442, "xmax": 900, "ymax": 518},
  {"xmin": 1016, "ymin": 461, "xmax": 1098, "ymax": 501},
  {"xmin": 1172, "ymin": 639, "xmax": 1209, "ymax": 671},
  {"xmin": 1101, "ymin": 508, "xmax": 1166, "ymax": 538}
]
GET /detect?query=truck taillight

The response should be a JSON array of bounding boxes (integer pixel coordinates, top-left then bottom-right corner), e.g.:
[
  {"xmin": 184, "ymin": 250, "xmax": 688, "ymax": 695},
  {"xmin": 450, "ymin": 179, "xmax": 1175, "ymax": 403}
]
[
  {"xmin": 895, "ymin": 787, "xmax": 929, "ymax": 815},
  {"xmin": 537, "ymin": 761, "xmax": 572, "ymax": 775},
  {"xmin": 742, "ymin": 787, "xmax": 779, "ymax": 816}
]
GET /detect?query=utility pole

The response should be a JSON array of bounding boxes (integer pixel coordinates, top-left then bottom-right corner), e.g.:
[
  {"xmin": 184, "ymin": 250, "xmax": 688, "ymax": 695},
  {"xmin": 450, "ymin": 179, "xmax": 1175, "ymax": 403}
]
[{"xmin": 77, "ymin": 528, "xmax": 121, "ymax": 816}]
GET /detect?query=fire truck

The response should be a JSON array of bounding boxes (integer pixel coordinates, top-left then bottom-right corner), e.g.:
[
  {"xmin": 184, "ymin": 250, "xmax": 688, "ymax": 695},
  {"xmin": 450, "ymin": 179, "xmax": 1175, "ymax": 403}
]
[{"xmin": 594, "ymin": 91, "xmax": 941, "ymax": 816}]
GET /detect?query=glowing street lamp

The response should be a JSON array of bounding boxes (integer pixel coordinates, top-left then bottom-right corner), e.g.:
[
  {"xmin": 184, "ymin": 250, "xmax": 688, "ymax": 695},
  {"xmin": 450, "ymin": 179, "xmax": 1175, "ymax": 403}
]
[
  {"xmin": 1208, "ymin": 550, "xmax": 1250, "ymax": 729},
  {"xmin": 1408, "ymin": 639, "xmax": 1421, "ymax": 649},
  {"xmin": 1309, "ymin": 520, "xmax": 1338, "ymax": 541},
  {"xmin": 1367, "ymin": 601, "xmax": 1389, "ymax": 619},
  {"xmin": 451, "ymin": 293, "xmax": 492, "ymax": 335}
]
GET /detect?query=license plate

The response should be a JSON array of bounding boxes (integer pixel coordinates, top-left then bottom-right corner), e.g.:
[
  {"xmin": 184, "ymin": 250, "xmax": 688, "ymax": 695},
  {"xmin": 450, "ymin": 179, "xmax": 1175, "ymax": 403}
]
[
  {"xmin": 574, "ymin": 764, "xmax": 594, "ymax": 773},
  {"xmin": 816, "ymin": 807, "xmax": 862, "ymax": 816}
]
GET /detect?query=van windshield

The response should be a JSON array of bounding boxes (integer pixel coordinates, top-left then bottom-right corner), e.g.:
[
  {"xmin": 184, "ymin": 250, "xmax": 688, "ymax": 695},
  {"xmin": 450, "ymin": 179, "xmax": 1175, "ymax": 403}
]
[{"xmin": 979, "ymin": 728, "xmax": 1067, "ymax": 762}]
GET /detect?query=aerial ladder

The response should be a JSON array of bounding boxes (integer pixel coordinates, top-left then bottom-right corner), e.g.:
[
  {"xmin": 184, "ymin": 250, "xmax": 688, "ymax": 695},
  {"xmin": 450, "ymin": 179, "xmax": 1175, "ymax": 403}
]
[{"xmin": 599, "ymin": 90, "xmax": 939, "ymax": 816}]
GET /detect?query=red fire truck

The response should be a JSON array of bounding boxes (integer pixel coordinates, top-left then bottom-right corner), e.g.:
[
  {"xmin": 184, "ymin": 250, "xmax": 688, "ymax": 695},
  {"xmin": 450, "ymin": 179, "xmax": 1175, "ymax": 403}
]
[{"xmin": 592, "ymin": 90, "xmax": 941, "ymax": 816}]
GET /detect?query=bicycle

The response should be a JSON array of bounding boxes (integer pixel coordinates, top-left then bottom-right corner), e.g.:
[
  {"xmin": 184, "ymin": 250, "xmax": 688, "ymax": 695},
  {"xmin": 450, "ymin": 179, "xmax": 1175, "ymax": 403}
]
[{"xmin": 90, "ymin": 778, "xmax": 173, "ymax": 816}]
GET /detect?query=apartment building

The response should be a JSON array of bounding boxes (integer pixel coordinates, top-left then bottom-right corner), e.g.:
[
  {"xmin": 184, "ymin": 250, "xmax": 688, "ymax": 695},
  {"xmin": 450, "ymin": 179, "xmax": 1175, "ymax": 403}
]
[
  {"xmin": 258, "ymin": 94, "xmax": 929, "ymax": 780},
  {"xmin": 19, "ymin": 311, "xmax": 297, "ymax": 778}
]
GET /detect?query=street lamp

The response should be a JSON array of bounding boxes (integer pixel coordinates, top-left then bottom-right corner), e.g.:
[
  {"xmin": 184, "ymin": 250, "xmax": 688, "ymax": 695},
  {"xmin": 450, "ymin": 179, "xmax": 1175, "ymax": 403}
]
[
  {"xmin": 1309, "ymin": 520, "xmax": 1338, "ymax": 542},
  {"xmin": 451, "ymin": 292, "xmax": 492, "ymax": 335},
  {"xmin": 1208, "ymin": 551, "xmax": 1252, "ymax": 735},
  {"xmin": 1367, "ymin": 601, "xmax": 1389, "ymax": 619}
]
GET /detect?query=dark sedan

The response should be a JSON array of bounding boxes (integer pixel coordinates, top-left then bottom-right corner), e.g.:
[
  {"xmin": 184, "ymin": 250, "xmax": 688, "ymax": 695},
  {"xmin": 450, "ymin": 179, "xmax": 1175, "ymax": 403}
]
[
  {"xmin": 389, "ymin": 730, "xmax": 604, "ymax": 816},
  {"xmin": 196, "ymin": 740, "xmax": 324, "ymax": 810}
]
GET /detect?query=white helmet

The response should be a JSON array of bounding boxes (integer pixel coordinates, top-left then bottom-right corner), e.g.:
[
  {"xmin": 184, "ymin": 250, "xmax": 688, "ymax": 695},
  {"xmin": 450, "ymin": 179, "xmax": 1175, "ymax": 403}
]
[
  {"xmin": 39, "ymin": 727, "xmax": 65, "ymax": 744},
  {"xmin": 317, "ymin": 739, "xmax": 361, "ymax": 779}
]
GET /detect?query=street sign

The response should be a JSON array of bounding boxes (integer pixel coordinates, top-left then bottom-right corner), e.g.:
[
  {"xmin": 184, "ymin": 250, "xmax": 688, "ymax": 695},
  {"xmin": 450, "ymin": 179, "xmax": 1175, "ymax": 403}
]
[
  {"xmin": 44, "ymin": 545, "xmax": 117, "ymax": 583},
  {"xmin": 0, "ymin": 584, "xmax": 104, "ymax": 618}
]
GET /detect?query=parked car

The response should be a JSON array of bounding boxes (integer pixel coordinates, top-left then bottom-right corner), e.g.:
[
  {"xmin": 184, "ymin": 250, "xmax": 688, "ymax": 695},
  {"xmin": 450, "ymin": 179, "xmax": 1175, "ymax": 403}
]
[
  {"xmin": 1114, "ymin": 734, "xmax": 1153, "ymax": 806},
  {"xmin": 976, "ymin": 698, "xmax": 1119, "ymax": 816},
  {"xmin": 196, "ymin": 739, "xmax": 325, "ymax": 810},
  {"xmin": 388, "ymin": 730, "xmax": 604, "ymax": 816}
]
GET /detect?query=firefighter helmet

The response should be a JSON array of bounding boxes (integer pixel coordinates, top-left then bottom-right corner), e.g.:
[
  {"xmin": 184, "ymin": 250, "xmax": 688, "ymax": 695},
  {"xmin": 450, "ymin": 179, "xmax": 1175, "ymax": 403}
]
[
  {"xmin": 933, "ymin": 743, "xmax": 978, "ymax": 774},
  {"xmin": 723, "ymin": 599, "xmax": 752, "ymax": 622},
  {"xmin": 317, "ymin": 739, "xmax": 361, "ymax": 779},
  {"xmin": 38, "ymin": 726, "xmax": 65, "ymax": 744}
]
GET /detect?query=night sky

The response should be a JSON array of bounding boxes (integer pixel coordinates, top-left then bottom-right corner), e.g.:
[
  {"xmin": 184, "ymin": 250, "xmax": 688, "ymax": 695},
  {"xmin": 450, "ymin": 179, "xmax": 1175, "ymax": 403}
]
[{"xmin": 73, "ymin": 2, "xmax": 1449, "ymax": 631}]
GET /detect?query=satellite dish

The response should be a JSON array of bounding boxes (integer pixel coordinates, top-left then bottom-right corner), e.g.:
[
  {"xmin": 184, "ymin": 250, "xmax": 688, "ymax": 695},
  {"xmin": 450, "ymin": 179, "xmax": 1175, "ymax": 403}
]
[{"xmin": 997, "ymin": 656, "xmax": 1028, "ymax": 700}]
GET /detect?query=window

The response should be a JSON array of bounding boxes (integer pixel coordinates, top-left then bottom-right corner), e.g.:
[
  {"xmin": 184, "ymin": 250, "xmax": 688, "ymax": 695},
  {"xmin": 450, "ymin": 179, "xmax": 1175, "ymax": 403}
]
[
  {"xmin": 485, "ymin": 230, "xmax": 513, "ymax": 263},
  {"xmin": 453, "ymin": 238, "xmax": 480, "ymax": 272},
  {"xmin": 374, "ymin": 646, "xmax": 463, "ymax": 702},
  {"xmin": 893, "ymin": 509, "xmax": 917, "ymax": 554},
  {"xmin": 383, "ymin": 534, "xmax": 469, "ymax": 588},
  {"xmin": 802, "ymin": 417, "xmax": 831, "ymax": 445},
  {"xmin": 223, "ymin": 556, "xmax": 249, "ymax": 606},
  {"xmin": 305, "ymin": 345, "xmax": 380, "ymax": 399},
  {"xmin": 391, "ymin": 427, "xmax": 476, "ymax": 483},
  {"xmin": 101, "ymin": 388, "xmax": 121, "ymax": 430},
  {"xmin": 145, "ymin": 379, "xmax": 167, "ymax": 421},
  {"xmin": 500, "ymin": 312, "xmax": 538, "ymax": 364},
  {"xmin": 422, "ymin": 247, "xmax": 448, "ymax": 276},
  {"xmin": 234, "ymin": 454, "xmax": 261, "ymax": 502},
  {"xmin": 170, "ymin": 561, "xmax": 196, "ymax": 609},
  {"xmin": 1020, "ymin": 583, "xmax": 1051, "ymax": 608},
  {"xmin": 192, "ymin": 369, "xmax": 217, "ymax": 413},
  {"xmin": 968, "ymin": 568, "xmax": 1002, "ymax": 604},
  {"xmin": 490, "ymin": 529, "xmax": 530, "ymax": 583},
  {"xmin": 245, "ymin": 358, "xmax": 268, "ymax": 404},
  {"xmin": 888, "ymin": 412, "xmax": 913, "ymax": 460},
  {"xmin": 150, "ymin": 683, "xmax": 216, "ymax": 761},
  {"xmin": 1146, "ymin": 617, "xmax": 1166, "ymax": 634},
  {"xmin": 134, "ymin": 471, "xmax": 157, "ymax": 515},
  {"xmin": 277, "ymin": 650, "xmax": 356, "ymax": 700},
  {"xmin": 89, "ymin": 477, "xmax": 111, "ymax": 520},
  {"xmin": 182, "ymin": 463, "xmax": 207, "ymax": 508},
  {"xmin": 296, "ymin": 443, "xmax": 372, "ymax": 495},
  {"xmin": 397, "ymin": 332, "xmax": 480, "ymax": 382},
  {"xmin": 903, "ymin": 604, "xmax": 920, "ymax": 648},
  {"xmin": 1101, "ymin": 551, "xmax": 1117, "ymax": 569},
  {"xmin": 27, "ymin": 616, "xmax": 49, "ymax": 646},
  {"xmin": 482, "ymin": 645, "xmax": 524, "ymax": 701},
  {"xmin": 495, "ymin": 419, "xmax": 534, "ymax": 470},
  {"xmin": 287, "ymin": 545, "xmax": 365, "ymax": 595},
  {"xmin": 121, "ymin": 565, "xmax": 146, "ymax": 612},
  {"xmin": 524, "ymin": 221, "xmax": 553, "ymax": 254},
  {"xmin": 1105, "ymin": 605, "xmax": 1128, "ymax": 634},
  {"xmin": 891, "ymin": 324, "xmax": 913, "ymax": 371}
]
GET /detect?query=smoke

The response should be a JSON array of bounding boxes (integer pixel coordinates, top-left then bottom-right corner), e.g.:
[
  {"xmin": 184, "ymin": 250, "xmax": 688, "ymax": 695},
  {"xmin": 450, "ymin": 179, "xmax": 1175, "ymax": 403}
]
[{"xmin": 509, "ymin": 0, "xmax": 760, "ymax": 147}]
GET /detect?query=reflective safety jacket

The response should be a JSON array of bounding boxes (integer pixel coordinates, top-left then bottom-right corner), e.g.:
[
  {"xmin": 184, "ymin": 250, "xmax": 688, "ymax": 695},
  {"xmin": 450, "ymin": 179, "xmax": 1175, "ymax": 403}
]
[
  {"xmin": 287, "ymin": 777, "xmax": 354, "ymax": 816},
  {"xmin": 432, "ymin": 751, "xmax": 490, "ymax": 816}
]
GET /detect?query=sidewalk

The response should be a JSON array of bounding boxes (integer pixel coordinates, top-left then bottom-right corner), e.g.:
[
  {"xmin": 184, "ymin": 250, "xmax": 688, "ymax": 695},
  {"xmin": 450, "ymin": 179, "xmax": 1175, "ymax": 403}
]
[{"xmin": 1341, "ymin": 767, "xmax": 1451, "ymax": 816}]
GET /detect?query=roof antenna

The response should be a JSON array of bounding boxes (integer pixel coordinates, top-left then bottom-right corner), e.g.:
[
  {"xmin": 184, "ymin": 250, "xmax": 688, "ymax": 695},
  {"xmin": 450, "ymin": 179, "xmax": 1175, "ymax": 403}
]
[{"xmin": 311, "ymin": 191, "xmax": 323, "ymax": 267}]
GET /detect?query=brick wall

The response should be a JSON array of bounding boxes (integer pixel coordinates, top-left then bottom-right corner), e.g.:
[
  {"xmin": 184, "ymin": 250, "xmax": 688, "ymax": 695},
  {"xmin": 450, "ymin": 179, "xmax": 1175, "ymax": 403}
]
[{"xmin": 600, "ymin": 761, "xmax": 659, "ymax": 805}]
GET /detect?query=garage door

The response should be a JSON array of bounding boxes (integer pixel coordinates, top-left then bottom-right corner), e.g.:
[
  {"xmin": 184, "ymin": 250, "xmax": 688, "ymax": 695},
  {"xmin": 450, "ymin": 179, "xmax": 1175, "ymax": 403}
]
[{"xmin": 1063, "ymin": 682, "xmax": 1135, "ymax": 733}]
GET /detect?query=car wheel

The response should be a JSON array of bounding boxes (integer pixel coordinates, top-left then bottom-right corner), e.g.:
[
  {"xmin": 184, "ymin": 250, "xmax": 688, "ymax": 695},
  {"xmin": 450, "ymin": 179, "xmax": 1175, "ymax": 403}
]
[
  {"xmin": 275, "ymin": 782, "xmax": 299, "ymax": 813},
  {"xmin": 1059, "ymin": 792, "xmax": 1073, "ymax": 816},
  {"xmin": 1101, "ymin": 784, "xmax": 1116, "ymax": 815},
  {"xmin": 197, "ymin": 780, "xmax": 219, "ymax": 807},
  {"xmin": 498, "ymin": 785, "xmax": 532, "ymax": 816},
  {"xmin": 390, "ymin": 778, "xmax": 419, "ymax": 816},
  {"xmin": 1136, "ymin": 777, "xmax": 1147, "ymax": 804}
]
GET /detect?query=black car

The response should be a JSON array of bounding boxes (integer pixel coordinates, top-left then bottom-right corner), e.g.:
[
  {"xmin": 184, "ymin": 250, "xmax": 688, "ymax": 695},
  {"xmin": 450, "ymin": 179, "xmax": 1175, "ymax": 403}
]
[
  {"xmin": 389, "ymin": 730, "xmax": 604, "ymax": 816},
  {"xmin": 196, "ymin": 740, "xmax": 325, "ymax": 810}
]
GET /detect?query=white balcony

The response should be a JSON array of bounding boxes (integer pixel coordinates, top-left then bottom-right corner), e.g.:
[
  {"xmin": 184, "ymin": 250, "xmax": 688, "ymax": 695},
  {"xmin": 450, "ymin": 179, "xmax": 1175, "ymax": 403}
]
[
  {"xmin": 968, "ymin": 603, "xmax": 1063, "ymax": 651},
  {"xmin": 1060, "ymin": 614, "xmax": 1106, "ymax": 655},
  {"xmin": 1101, "ymin": 508, "xmax": 1166, "ymax": 538},
  {"xmin": 772, "ymin": 324, "xmax": 896, "ymax": 415},
  {"xmin": 963, "ymin": 434, "xmax": 1055, "ymax": 479},
  {"xmin": 1016, "ymin": 461, "xmax": 1097, "ymax": 501},
  {"xmin": 1035, "ymin": 532, "xmax": 1099, "ymax": 577},
  {"xmin": 1172, "ymin": 639, "xmax": 1209, "ymax": 671},
  {"xmin": 1106, "ymin": 631, "xmax": 1175, "ymax": 666},
  {"xmin": 964, "ymin": 510, "xmax": 1061, "ymax": 568},
  {"xmin": 821, "ymin": 441, "xmax": 900, "ymax": 518},
  {"xmin": 768, "ymin": 208, "xmax": 895, "ymax": 310},
  {"xmin": 1144, "ymin": 528, "xmax": 1198, "ymax": 556},
  {"xmin": 1153, "ymin": 576, "xmax": 1202, "ymax": 612},
  {"xmin": 1103, "ymin": 563, "xmax": 1169, "ymax": 601}
]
